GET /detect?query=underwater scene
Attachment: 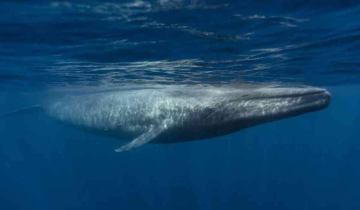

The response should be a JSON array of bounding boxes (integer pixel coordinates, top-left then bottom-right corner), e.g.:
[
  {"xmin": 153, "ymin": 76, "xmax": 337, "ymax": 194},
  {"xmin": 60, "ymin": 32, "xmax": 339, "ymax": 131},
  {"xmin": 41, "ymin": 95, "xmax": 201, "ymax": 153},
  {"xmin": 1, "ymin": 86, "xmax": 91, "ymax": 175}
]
[{"xmin": 1, "ymin": 0, "xmax": 360, "ymax": 209}]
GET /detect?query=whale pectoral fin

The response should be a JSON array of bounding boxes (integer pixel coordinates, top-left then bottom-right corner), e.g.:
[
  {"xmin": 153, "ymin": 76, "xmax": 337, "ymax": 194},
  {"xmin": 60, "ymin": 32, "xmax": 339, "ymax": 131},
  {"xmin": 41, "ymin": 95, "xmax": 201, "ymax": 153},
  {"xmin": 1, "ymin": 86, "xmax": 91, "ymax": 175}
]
[{"xmin": 114, "ymin": 126, "xmax": 165, "ymax": 152}]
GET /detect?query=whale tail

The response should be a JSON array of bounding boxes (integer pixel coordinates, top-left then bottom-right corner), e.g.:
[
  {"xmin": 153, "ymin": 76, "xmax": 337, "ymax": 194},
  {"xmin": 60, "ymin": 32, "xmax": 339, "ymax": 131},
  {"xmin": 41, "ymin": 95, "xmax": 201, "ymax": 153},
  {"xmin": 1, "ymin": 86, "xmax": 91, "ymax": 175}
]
[{"xmin": 0, "ymin": 105, "xmax": 44, "ymax": 120}]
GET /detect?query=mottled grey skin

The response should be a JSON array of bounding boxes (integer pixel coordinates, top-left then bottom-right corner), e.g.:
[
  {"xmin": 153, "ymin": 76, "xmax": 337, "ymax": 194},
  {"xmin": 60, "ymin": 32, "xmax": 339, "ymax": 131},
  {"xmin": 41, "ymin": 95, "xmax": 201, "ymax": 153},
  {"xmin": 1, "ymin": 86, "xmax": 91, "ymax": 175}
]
[{"xmin": 47, "ymin": 86, "xmax": 331, "ymax": 148}]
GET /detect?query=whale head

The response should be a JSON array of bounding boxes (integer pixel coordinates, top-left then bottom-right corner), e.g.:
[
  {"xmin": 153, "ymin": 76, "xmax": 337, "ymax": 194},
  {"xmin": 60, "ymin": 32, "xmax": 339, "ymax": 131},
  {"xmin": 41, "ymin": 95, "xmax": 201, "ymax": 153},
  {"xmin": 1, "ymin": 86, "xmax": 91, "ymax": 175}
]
[{"xmin": 207, "ymin": 87, "xmax": 331, "ymax": 134}]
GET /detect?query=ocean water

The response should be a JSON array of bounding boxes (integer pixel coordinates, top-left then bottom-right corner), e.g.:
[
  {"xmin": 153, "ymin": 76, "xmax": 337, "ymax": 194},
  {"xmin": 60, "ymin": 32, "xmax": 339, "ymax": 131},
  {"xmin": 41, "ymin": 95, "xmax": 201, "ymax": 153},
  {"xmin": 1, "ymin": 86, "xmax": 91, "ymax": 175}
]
[{"xmin": 1, "ymin": 0, "xmax": 360, "ymax": 209}]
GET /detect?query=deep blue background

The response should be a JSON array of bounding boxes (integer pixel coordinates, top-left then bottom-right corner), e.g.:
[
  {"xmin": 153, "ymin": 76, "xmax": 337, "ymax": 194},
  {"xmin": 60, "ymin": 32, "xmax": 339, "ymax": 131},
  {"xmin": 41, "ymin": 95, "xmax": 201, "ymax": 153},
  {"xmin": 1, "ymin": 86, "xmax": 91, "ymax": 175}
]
[{"xmin": 1, "ymin": 1, "xmax": 360, "ymax": 209}]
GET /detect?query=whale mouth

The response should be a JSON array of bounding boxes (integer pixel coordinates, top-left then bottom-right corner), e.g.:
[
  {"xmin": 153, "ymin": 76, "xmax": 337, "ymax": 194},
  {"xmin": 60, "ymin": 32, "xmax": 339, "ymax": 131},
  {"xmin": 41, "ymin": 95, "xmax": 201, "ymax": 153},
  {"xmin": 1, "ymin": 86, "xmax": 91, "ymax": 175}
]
[
  {"xmin": 295, "ymin": 89, "xmax": 331, "ymax": 110},
  {"xmin": 237, "ymin": 87, "xmax": 332, "ymax": 121},
  {"xmin": 264, "ymin": 88, "xmax": 331, "ymax": 117},
  {"xmin": 204, "ymin": 87, "xmax": 331, "ymax": 138},
  {"xmin": 257, "ymin": 87, "xmax": 331, "ymax": 105},
  {"xmin": 265, "ymin": 88, "xmax": 329, "ymax": 99}
]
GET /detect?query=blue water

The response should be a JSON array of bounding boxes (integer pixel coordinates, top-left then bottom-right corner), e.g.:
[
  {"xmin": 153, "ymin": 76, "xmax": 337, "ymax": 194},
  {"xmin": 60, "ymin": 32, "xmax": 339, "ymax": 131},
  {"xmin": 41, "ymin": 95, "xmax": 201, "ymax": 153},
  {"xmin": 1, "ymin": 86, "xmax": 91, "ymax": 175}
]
[{"xmin": 1, "ymin": 1, "xmax": 360, "ymax": 209}]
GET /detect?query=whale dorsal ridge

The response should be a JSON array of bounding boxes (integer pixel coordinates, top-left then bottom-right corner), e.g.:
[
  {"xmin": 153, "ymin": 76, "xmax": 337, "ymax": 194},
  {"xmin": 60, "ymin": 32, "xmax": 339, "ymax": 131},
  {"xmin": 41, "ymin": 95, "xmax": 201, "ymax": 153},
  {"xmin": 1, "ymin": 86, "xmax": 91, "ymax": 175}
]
[{"xmin": 114, "ymin": 126, "xmax": 165, "ymax": 152}]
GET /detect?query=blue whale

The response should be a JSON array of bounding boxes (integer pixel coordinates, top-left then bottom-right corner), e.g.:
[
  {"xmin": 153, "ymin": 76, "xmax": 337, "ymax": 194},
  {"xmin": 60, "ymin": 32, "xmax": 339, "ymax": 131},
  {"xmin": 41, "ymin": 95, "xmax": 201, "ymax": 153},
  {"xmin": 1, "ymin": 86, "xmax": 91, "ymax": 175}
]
[{"xmin": 1, "ymin": 85, "xmax": 331, "ymax": 152}]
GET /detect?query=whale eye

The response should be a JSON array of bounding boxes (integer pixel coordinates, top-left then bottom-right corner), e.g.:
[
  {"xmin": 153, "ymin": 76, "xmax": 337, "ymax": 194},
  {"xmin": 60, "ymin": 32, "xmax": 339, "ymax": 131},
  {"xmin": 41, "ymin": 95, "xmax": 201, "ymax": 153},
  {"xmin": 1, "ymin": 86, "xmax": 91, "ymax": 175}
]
[{"xmin": 242, "ymin": 94, "xmax": 249, "ymax": 97}]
